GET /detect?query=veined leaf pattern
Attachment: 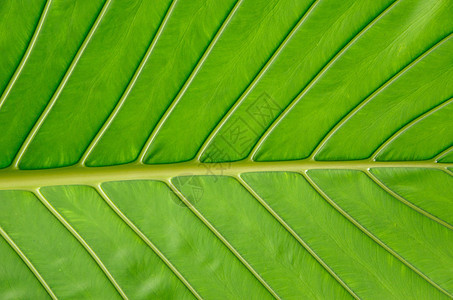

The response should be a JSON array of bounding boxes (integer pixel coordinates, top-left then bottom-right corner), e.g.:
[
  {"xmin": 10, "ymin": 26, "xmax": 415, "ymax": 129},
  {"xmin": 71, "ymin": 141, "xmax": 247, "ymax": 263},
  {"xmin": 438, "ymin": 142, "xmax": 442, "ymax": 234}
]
[{"xmin": 0, "ymin": 0, "xmax": 452, "ymax": 299}]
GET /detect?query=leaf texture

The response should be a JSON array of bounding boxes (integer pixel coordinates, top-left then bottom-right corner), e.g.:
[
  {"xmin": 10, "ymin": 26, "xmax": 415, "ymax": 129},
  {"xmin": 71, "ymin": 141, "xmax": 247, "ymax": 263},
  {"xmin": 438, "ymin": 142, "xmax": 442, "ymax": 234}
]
[{"xmin": 0, "ymin": 0, "xmax": 452, "ymax": 299}]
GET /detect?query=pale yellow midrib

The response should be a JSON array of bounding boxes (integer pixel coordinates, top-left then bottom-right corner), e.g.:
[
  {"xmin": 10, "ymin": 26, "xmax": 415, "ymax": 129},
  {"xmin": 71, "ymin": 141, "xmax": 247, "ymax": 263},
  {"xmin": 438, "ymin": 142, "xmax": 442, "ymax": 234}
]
[{"xmin": 0, "ymin": 159, "xmax": 451, "ymax": 190}]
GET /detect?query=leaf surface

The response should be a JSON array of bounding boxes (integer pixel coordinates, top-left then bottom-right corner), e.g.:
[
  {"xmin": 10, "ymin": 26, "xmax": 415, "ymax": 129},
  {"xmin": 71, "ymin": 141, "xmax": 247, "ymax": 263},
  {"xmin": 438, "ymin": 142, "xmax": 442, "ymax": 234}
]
[{"xmin": 0, "ymin": 0, "xmax": 452, "ymax": 299}]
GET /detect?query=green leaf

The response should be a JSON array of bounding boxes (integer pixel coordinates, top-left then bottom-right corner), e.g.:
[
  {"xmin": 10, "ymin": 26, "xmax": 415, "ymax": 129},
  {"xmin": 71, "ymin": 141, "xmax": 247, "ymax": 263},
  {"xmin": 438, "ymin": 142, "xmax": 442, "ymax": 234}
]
[{"xmin": 0, "ymin": 0, "xmax": 452, "ymax": 299}]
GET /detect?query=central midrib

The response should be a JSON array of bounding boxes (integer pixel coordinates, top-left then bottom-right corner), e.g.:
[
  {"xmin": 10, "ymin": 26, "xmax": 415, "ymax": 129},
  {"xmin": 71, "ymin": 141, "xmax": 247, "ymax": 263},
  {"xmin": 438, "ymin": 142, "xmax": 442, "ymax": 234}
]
[{"xmin": 0, "ymin": 159, "xmax": 451, "ymax": 190}]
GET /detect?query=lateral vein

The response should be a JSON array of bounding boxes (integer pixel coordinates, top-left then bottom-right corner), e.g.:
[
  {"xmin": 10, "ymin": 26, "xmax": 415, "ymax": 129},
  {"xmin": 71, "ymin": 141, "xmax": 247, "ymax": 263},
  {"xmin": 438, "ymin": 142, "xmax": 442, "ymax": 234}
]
[
  {"xmin": 10, "ymin": 0, "xmax": 113, "ymax": 169},
  {"xmin": 372, "ymin": 97, "xmax": 453, "ymax": 160},
  {"xmin": 94, "ymin": 184, "xmax": 203, "ymax": 300},
  {"xmin": 137, "ymin": 0, "xmax": 244, "ymax": 163},
  {"xmin": 195, "ymin": 0, "xmax": 322, "ymax": 161},
  {"xmin": 364, "ymin": 169, "xmax": 453, "ymax": 231},
  {"xmin": 0, "ymin": 226, "xmax": 58, "ymax": 299},
  {"xmin": 33, "ymin": 188, "xmax": 128, "ymax": 299},
  {"xmin": 79, "ymin": 0, "xmax": 179, "ymax": 166},
  {"xmin": 249, "ymin": 0, "xmax": 401, "ymax": 160},
  {"xmin": 166, "ymin": 180, "xmax": 281, "ymax": 300},
  {"xmin": 301, "ymin": 171, "xmax": 452, "ymax": 298},
  {"xmin": 0, "ymin": 0, "xmax": 53, "ymax": 110},
  {"xmin": 235, "ymin": 175, "xmax": 359, "ymax": 299},
  {"xmin": 311, "ymin": 34, "xmax": 453, "ymax": 160}
]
